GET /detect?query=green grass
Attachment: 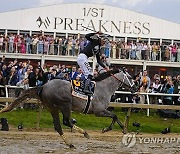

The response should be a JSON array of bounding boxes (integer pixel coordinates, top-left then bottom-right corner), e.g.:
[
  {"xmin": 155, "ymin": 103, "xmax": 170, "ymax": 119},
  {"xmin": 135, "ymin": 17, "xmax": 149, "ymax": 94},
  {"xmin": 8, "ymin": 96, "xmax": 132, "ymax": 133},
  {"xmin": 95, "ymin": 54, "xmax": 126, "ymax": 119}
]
[{"xmin": 0, "ymin": 108, "xmax": 179, "ymax": 133}]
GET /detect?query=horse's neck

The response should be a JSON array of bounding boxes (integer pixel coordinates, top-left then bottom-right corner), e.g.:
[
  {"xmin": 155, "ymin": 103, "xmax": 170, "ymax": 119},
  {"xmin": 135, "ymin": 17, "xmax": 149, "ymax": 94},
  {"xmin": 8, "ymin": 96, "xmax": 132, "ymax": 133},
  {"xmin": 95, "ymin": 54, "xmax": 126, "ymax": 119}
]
[{"xmin": 97, "ymin": 75, "xmax": 120, "ymax": 95}]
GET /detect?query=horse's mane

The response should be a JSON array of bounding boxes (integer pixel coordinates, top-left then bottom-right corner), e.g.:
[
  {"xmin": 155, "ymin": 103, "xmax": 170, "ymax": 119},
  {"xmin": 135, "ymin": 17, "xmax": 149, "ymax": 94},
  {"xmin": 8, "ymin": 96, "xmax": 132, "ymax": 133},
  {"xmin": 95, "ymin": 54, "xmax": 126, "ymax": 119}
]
[{"xmin": 94, "ymin": 69, "xmax": 120, "ymax": 82}]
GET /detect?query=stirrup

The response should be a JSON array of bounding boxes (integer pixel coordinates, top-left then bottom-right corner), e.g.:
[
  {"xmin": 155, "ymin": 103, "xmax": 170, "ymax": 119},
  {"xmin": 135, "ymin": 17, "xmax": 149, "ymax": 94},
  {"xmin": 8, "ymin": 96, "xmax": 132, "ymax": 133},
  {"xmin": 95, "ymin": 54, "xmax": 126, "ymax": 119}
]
[{"xmin": 83, "ymin": 90, "xmax": 93, "ymax": 95}]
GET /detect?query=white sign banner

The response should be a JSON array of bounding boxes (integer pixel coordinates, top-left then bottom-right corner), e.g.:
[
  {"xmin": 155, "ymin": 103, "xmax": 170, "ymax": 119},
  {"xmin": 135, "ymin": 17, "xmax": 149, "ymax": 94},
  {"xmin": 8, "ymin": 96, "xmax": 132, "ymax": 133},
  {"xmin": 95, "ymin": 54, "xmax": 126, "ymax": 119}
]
[{"xmin": 0, "ymin": 3, "xmax": 180, "ymax": 39}]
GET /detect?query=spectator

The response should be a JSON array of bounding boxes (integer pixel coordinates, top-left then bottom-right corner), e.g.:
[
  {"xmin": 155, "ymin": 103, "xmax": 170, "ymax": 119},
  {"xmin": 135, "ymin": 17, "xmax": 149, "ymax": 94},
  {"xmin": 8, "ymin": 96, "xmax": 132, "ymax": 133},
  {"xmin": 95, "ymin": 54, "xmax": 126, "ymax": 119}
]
[
  {"xmin": 56, "ymin": 64, "xmax": 68, "ymax": 79},
  {"xmin": 142, "ymin": 42, "xmax": 148, "ymax": 60},
  {"xmin": 150, "ymin": 78, "xmax": 161, "ymax": 104},
  {"xmin": 69, "ymin": 66, "xmax": 78, "ymax": 80},
  {"xmin": 139, "ymin": 81, "xmax": 149, "ymax": 104},
  {"xmin": 49, "ymin": 39, "xmax": 54, "ymax": 55},
  {"xmin": 130, "ymin": 41, "xmax": 136, "ymax": 59},
  {"xmin": 177, "ymin": 46, "xmax": 180, "ymax": 62},
  {"xmin": 164, "ymin": 46, "xmax": 170, "ymax": 61},
  {"xmin": 32, "ymin": 35, "xmax": 38, "ymax": 54},
  {"xmin": 171, "ymin": 44, "xmax": 177, "ymax": 62},
  {"xmin": 0, "ymin": 55, "xmax": 6, "ymax": 70},
  {"xmin": 125, "ymin": 42, "xmax": 131, "ymax": 59},
  {"xmin": 37, "ymin": 36, "xmax": 44, "ymax": 54},
  {"xmin": 62, "ymin": 38, "xmax": 68, "ymax": 55},
  {"xmin": 28, "ymin": 65, "xmax": 36, "ymax": 87},
  {"xmin": 15, "ymin": 78, "xmax": 29, "ymax": 97},
  {"xmin": 8, "ymin": 34, "xmax": 15, "ymax": 53},
  {"xmin": 6, "ymin": 66, "xmax": 18, "ymax": 86},
  {"xmin": 75, "ymin": 38, "xmax": 80, "ymax": 56},
  {"xmin": 15, "ymin": 35, "xmax": 21, "ymax": 53},
  {"xmin": 173, "ymin": 74, "xmax": 180, "ymax": 105},
  {"xmin": 140, "ymin": 70, "xmax": 151, "ymax": 89},
  {"xmin": 25, "ymin": 34, "xmax": 32, "ymax": 54},
  {"xmin": 163, "ymin": 80, "xmax": 174, "ymax": 105},
  {"xmin": 62, "ymin": 72, "xmax": 71, "ymax": 81},
  {"xmin": 0, "ymin": 72, "xmax": 6, "ymax": 97},
  {"xmin": 44, "ymin": 37, "xmax": 49, "ymax": 54},
  {"xmin": 77, "ymin": 68, "xmax": 85, "ymax": 81},
  {"xmin": 111, "ymin": 41, "xmax": 117, "ymax": 58},
  {"xmin": 136, "ymin": 42, "xmax": 142, "ymax": 60},
  {"xmin": 116, "ymin": 41, "xmax": 121, "ymax": 59},
  {"xmin": 104, "ymin": 39, "xmax": 111, "ymax": 58},
  {"xmin": 3, "ymin": 36, "xmax": 8, "ymax": 52},
  {"xmin": 71, "ymin": 37, "xmax": 76, "ymax": 56},
  {"xmin": 43, "ymin": 67, "xmax": 56, "ymax": 84},
  {"xmin": 16, "ymin": 63, "xmax": 24, "ymax": 82},
  {"xmin": 20, "ymin": 38, "xmax": 26, "ymax": 54},
  {"xmin": 0, "ymin": 34, "xmax": 3, "ymax": 52},
  {"xmin": 152, "ymin": 42, "xmax": 159, "ymax": 61},
  {"xmin": 1, "ymin": 64, "xmax": 8, "ymax": 80},
  {"xmin": 24, "ymin": 68, "xmax": 31, "ymax": 79},
  {"xmin": 54, "ymin": 37, "xmax": 59, "ymax": 55},
  {"xmin": 133, "ymin": 72, "xmax": 141, "ymax": 88}
]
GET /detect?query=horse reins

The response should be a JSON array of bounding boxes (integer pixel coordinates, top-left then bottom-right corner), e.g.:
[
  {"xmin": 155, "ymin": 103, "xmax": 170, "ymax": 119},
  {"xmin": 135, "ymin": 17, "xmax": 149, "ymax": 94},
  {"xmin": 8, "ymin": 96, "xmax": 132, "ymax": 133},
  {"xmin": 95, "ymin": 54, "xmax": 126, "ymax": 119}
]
[{"xmin": 111, "ymin": 73, "xmax": 134, "ymax": 89}]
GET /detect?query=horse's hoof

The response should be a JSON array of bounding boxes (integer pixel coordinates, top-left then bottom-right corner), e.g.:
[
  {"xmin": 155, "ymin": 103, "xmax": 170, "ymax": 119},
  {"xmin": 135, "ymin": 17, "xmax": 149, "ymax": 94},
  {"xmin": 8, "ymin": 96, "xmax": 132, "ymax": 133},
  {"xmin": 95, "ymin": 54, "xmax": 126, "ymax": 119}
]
[
  {"xmin": 122, "ymin": 129, "xmax": 127, "ymax": 134},
  {"xmin": 102, "ymin": 127, "xmax": 111, "ymax": 133},
  {"xmin": 102, "ymin": 128, "xmax": 107, "ymax": 133},
  {"xmin": 69, "ymin": 144, "xmax": 75, "ymax": 149},
  {"xmin": 84, "ymin": 132, "xmax": 90, "ymax": 139}
]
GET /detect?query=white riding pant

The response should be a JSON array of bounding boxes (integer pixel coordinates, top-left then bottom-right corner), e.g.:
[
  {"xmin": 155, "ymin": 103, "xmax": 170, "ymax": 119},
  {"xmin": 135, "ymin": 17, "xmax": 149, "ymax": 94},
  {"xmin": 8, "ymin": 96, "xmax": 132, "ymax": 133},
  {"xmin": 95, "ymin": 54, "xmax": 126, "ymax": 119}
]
[{"xmin": 77, "ymin": 53, "xmax": 93, "ymax": 78}]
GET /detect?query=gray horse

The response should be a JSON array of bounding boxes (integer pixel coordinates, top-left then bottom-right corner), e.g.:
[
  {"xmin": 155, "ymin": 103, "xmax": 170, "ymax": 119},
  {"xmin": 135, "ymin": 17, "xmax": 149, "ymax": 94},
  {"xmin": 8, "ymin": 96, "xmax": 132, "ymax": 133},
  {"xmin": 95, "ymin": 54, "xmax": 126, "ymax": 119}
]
[{"xmin": 0, "ymin": 69, "xmax": 136, "ymax": 148}]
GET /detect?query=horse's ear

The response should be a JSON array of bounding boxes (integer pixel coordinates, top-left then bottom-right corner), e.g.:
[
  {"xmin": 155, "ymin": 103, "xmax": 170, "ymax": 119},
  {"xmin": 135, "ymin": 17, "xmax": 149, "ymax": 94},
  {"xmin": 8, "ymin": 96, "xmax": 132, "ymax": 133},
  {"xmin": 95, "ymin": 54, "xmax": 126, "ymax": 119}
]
[{"xmin": 122, "ymin": 67, "xmax": 127, "ymax": 73}]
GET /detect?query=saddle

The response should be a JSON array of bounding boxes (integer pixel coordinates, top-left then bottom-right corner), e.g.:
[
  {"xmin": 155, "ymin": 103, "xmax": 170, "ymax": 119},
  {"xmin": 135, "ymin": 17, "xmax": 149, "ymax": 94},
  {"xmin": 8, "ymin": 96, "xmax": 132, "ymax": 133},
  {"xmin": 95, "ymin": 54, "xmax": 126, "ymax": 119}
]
[{"xmin": 71, "ymin": 80, "xmax": 95, "ymax": 100}]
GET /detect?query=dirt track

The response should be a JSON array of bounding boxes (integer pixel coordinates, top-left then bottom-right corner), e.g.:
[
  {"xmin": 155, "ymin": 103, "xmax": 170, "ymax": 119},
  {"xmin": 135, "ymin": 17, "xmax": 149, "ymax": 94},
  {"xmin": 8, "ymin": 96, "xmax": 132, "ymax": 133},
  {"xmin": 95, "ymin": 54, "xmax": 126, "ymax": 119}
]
[{"xmin": 0, "ymin": 129, "xmax": 179, "ymax": 154}]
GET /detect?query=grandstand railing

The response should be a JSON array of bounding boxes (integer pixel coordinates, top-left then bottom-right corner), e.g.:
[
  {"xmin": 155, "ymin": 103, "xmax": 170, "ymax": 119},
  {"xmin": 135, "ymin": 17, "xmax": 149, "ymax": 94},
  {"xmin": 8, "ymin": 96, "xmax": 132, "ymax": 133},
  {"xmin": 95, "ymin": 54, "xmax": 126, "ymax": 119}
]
[{"xmin": 0, "ymin": 42, "xmax": 180, "ymax": 62}]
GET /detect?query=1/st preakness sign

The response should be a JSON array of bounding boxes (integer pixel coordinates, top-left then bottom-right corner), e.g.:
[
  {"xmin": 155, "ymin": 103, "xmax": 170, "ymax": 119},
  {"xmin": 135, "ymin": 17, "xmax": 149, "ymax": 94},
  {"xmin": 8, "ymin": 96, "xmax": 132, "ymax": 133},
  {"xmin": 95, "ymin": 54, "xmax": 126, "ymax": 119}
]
[
  {"xmin": 0, "ymin": 3, "xmax": 180, "ymax": 39},
  {"xmin": 36, "ymin": 6, "xmax": 150, "ymax": 36}
]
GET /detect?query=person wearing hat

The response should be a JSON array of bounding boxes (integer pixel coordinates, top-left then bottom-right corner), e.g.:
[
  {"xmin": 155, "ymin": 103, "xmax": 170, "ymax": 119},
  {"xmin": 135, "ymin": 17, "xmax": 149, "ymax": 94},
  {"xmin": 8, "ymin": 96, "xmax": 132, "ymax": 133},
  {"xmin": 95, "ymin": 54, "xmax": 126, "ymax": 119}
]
[{"xmin": 77, "ymin": 32, "xmax": 109, "ymax": 94}]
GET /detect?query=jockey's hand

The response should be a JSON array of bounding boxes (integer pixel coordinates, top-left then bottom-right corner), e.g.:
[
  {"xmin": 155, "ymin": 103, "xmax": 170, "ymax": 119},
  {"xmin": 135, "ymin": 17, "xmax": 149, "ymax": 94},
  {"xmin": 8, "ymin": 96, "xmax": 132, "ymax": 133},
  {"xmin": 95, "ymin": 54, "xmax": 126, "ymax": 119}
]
[
  {"xmin": 104, "ymin": 67, "xmax": 109, "ymax": 71},
  {"xmin": 96, "ymin": 31, "xmax": 103, "ymax": 35}
]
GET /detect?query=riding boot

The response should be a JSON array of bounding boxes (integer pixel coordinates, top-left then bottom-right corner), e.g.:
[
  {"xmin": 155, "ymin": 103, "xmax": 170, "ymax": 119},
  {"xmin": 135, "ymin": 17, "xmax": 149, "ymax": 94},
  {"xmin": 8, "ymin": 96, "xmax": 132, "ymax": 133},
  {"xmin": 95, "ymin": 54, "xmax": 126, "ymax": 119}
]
[{"xmin": 83, "ymin": 75, "xmax": 93, "ymax": 95}]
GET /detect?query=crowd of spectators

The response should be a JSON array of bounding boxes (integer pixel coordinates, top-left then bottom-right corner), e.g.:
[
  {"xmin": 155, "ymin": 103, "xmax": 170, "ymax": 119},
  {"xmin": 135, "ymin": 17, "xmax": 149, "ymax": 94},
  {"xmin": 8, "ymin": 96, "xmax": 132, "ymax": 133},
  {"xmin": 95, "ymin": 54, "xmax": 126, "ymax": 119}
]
[
  {"xmin": 0, "ymin": 55, "xmax": 179, "ymax": 106},
  {"xmin": 114, "ymin": 69, "xmax": 180, "ymax": 106},
  {"xmin": 135, "ymin": 70, "xmax": 180, "ymax": 105},
  {"xmin": 0, "ymin": 33, "xmax": 180, "ymax": 62}
]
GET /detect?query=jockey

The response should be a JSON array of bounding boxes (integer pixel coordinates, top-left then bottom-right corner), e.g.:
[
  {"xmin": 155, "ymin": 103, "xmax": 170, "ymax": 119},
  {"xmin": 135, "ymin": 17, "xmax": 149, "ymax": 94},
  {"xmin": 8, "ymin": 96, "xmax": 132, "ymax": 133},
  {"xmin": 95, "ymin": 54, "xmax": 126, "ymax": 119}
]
[{"xmin": 77, "ymin": 32, "xmax": 109, "ymax": 94}]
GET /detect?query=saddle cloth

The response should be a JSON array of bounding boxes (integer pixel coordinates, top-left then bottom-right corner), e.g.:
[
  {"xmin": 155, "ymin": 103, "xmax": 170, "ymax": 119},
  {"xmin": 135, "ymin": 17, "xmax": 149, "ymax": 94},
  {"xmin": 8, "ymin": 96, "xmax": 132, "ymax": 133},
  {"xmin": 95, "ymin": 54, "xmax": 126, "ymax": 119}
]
[{"xmin": 71, "ymin": 80, "xmax": 94, "ymax": 100}]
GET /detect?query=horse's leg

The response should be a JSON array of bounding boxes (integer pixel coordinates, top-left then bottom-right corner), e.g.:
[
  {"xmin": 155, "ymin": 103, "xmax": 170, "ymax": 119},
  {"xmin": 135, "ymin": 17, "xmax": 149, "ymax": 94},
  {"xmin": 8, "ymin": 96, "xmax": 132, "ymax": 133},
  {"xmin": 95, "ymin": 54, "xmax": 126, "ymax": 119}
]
[
  {"xmin": 61, "ymin": 105, "xmax": 90, "ymax": 139},
  {"xmin": 50, "ymin": 110, "xmax": 74, "ymax": 148},
  {"xmin": 72, "ymin": 125, "xmax": 90, "ymax": 139},
  {"xmin": 94, "ymin": 109, "xmax": 124, "ymax": 133}
]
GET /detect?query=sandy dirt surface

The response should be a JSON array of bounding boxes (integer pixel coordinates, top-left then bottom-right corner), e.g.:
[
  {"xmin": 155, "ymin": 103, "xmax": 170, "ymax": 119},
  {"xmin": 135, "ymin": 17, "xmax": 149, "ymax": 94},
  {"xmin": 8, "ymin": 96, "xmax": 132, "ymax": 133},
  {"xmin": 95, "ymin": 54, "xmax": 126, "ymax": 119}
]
[{"xmin": 0, "ymin": 128, "xmax": 180, "ymax": 154}]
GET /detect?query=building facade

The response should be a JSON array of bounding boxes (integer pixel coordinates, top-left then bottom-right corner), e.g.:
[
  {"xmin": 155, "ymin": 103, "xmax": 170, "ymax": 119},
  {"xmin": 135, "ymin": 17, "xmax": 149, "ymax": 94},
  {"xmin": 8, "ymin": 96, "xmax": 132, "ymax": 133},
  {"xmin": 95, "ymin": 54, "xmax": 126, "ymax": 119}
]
[{"xmin": 0, "ymin": 3, "xmax": 179, "ymax": 77}]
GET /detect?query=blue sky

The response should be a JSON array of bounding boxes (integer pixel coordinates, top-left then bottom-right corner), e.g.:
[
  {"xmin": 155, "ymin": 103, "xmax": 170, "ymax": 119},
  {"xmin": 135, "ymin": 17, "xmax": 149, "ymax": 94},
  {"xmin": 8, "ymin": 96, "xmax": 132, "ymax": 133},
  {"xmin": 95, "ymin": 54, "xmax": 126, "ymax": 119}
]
[{"xmin": 0, "ymin": 0, "xmax": 179, "ymax": 24}]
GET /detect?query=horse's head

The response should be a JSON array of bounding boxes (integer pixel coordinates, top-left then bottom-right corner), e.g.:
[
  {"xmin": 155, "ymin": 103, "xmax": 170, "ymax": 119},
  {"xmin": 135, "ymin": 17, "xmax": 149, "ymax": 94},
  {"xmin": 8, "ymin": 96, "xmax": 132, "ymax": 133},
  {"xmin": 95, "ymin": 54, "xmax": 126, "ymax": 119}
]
[{"xmin": 114, "ymin": 68, "xmax": 138, "ymax": 93}]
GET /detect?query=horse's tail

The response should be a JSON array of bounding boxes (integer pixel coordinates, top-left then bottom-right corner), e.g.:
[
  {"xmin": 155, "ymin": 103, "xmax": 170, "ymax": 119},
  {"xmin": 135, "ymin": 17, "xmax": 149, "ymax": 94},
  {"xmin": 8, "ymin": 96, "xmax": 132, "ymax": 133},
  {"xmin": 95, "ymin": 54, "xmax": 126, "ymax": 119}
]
[{"xmin": 0, "ymin": 87, "xmax": 40, "ymax": 113}]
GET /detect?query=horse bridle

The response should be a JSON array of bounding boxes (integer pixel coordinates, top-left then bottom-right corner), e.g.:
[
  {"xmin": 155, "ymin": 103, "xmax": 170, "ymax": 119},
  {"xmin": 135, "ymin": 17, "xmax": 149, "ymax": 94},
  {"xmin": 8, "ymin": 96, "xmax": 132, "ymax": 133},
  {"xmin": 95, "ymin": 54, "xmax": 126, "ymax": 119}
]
[{"xmin": 111, "ymin": 71, "xmax": 135, "ymax": 89}]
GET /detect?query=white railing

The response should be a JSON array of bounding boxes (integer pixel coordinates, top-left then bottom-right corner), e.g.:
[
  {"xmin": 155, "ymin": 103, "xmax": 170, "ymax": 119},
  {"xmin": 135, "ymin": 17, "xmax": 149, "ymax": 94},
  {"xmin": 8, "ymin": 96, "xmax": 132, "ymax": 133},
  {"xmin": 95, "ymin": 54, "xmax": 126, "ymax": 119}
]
[
  {"xmin": 113, "ymin": 91, "xmax": 180, "ymax": 116},
  {"xmin": 0, "ymin": 85, "xmax": 179, "ymax": 116}
]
